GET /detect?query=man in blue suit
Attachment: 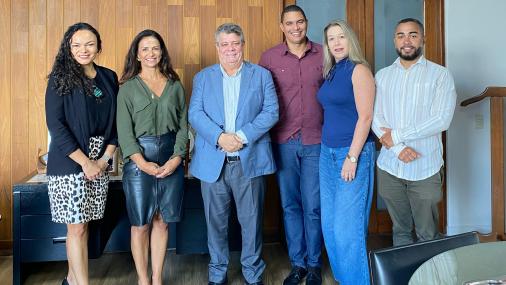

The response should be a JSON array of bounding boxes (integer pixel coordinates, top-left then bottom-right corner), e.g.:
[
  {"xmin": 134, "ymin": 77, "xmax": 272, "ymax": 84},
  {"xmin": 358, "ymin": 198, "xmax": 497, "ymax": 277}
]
[{"xmin": 189, "ymin": 23, "xmax": 279, "ymax": 285}]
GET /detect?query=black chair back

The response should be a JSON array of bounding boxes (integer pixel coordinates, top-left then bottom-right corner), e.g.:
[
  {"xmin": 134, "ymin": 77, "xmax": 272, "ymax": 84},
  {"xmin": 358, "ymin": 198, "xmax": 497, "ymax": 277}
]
[{"xmin": 368, "ymin": 232, "xmax": 479, "ymax": 285}]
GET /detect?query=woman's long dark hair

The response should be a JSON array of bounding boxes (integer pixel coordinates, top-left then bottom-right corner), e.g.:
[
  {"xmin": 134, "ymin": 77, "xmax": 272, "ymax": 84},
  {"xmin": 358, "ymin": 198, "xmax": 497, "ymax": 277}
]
[
  {"xmin": 48, "ymin": 22, "xmax": 102, "ymax": 96},
  {"xmin": 120, "ymin": 29, "xmax": 180, "ymax": 84}
]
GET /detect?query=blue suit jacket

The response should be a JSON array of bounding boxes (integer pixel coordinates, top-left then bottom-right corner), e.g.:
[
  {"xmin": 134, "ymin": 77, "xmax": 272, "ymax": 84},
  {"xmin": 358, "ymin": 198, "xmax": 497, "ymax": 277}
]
[{"xmin": 189, "ymin": 62, "xmax": 279, "ymax": 183}]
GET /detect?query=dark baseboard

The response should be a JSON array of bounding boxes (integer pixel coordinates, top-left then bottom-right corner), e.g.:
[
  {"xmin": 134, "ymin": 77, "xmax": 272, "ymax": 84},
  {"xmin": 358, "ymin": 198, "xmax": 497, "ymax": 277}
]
[{"xmin": 0, "ymin": 240, "xmax": 12, "ymax": 256}]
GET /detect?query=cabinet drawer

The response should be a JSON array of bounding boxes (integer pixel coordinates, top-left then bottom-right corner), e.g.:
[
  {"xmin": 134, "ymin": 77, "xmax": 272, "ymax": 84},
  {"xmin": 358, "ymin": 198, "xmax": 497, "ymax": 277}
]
[
  {"xmin": 20, "ymin": 238, "xmax": 67, "ymax": 262},
  {"xmin": 20, "ymin": 190, "xmax": 51, "ymax": 214},
  {"xmin": 20, "ymin": 215, "xmax": 66, "ymax": 239}
]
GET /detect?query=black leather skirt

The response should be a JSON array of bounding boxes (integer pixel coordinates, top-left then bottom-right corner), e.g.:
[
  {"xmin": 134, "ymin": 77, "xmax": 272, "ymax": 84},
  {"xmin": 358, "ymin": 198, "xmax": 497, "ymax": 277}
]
[{"xmin": 122, "ymin": 132, "xmax": 184, "ymax": 226}]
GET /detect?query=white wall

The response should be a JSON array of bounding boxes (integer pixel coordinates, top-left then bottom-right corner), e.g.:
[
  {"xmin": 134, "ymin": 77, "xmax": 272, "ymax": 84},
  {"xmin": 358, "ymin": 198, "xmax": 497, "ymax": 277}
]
[{"xmin": 445, "ymin": 0, "xmax": 506, "ymax": 234}]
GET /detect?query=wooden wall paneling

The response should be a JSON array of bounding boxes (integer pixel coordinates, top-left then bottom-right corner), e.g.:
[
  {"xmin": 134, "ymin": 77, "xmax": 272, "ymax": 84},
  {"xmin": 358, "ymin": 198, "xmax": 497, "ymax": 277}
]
[
  {"xmin": 184, "ymin": 0, "xmax": 199, "ymax": 17},
  {"xmin": 167, "ymin": 0, "xmax": 183, "ymax": 5},
  {"xmin": 263, "ymin": 0, "xmax": 282, "ymax": 51},
  {"xmin": 232, "ymin": 0, "xmax": 249, "ymax": 60},
  {"xmin": 63, "ymin": 0, "xmax": 81, "ymax": 28},
  {"xmin": 167, "ymin": 5, "xmax": 184, "ymax": 69},
  {"xmin": 97, "ymin": 0, "xmax": 117, "ymax": 70},
  {"xmin": 133, "ymin": 0, "xmax": 151, "ymax": 34},
  {"xmin": 183, "ymin": 64, "xmax": 201, "ymax": 102},
  {"xmin": 0, "ymin": 0, "xmax": 12, "ymax": 245},
  {"xmin": 81, "ymin": 0, "xmax": 99, "ymax": 28},
  {"xmin": 215, "ymin": 17, "xmax": 233, "ymax": 28},
  {"xmin": 116, "ymin": 0, "xmax": 133, "ymax": 74},
  {"xmin": 199, "ymin": 4, "xmax": 217, "ymax": 69},
  {"xmin": 47, "ymin": 0, "xmax": 64, "ymax": 71},
  {"xmin": 247, "ymin": 6, "xmax": 263, "ymax": 63},
  {"xmin": 200, "ymin": 0, "xmax": 215, "ymax": 6},
  {"xmin": 28, "ymin": 0, "xmax": 48, "ymax": 176},
  {"xmin": 248, "ymin": 0, "xmax": 263, "ymax": 7},
  {"xmin": 151, "ymin": 0, "xmax": 169, "ymax": 43},
  {"xmin": 183, "ymin": 17, "xmax": 201, "ymax": 65},
  {"xmin": 216, "ymin": 0, "xmax": 232, "ymax": 18},
  {"xmin": 261, "ymin": 0, "xmax": 284, "ymax": 242},
  {"xmin": 11, "ymin": 0, "xmax": 29, "ymax": 185}
]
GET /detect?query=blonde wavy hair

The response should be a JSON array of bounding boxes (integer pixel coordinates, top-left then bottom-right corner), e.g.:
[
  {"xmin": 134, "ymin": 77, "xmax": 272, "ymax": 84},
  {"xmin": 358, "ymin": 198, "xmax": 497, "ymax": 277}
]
[{"xmin": 322, "ymin": 20, "xmax": 369, "ymax": 78}]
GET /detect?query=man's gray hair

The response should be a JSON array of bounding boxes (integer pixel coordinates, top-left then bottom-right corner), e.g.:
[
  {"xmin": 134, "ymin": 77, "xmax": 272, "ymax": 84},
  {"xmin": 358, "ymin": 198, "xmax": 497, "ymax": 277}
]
[{"xmin": 215, "ymin": 23, "xmax": 245, "ymax": 44}]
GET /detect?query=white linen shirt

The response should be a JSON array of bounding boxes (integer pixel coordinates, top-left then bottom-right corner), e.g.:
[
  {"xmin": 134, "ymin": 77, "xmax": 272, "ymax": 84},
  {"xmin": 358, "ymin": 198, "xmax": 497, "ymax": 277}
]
[{"xmin": 372, "ymin": 56, "xmax": 457, "ymax": 181}]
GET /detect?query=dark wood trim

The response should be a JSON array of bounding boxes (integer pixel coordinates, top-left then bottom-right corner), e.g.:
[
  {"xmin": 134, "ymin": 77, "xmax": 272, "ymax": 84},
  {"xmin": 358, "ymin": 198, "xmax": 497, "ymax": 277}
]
[
  {"xmin": 461, "ymin": 87, "xmax": 506, "ymax": 107},
  {"xmin": 490, "ymin": 97, "xmax": 505, "ymax": 240},
  {"xmin": 424, "ymin": 0, "xmax": 445, "ymax": 65},
  {"xmin": 0, "ymin": 240, "xmax": 12, "ymax": 252},
  {"xmin": 346, "ymin": 0, "xmax": 375, "ymax": 70},
  {"xmin": 424, "ymin": 0, "xmax": 447, "ymax": 233},
  {"xmin": 284, "ymin": 0, "xmax": 296, "ymax": 7}
]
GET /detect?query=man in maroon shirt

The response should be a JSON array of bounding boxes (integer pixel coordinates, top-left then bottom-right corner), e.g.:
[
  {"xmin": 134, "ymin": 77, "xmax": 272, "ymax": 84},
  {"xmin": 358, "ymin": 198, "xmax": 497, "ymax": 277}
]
[{"xmin": 259, "ymin": 5, "xmax": 324, "ymax": 285}]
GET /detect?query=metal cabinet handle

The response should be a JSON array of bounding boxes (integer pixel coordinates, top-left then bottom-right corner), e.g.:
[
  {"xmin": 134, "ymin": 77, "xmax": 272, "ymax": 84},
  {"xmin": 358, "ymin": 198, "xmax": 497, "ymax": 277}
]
[{"xmin": 52, "ymin": 236, "xmax": 67, "ymax": 243}]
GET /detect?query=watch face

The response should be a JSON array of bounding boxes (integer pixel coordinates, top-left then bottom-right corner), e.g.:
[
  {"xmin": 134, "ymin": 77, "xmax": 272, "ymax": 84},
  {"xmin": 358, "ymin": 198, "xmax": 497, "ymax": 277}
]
[{"xmin": 347, "ymin": 154, "xmax": 357, "ymax": 163}]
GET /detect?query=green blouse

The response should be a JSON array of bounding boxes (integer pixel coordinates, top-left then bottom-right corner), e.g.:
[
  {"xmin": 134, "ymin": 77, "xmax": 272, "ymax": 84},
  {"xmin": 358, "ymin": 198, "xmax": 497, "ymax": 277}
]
[{"xmin": 117, "ymin": 76, "xmax": 188, "ymax": 161}]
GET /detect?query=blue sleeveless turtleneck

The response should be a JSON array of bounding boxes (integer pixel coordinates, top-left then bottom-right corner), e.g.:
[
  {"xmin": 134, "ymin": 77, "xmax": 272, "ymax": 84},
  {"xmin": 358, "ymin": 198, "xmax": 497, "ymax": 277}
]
[{"xmin": 317, "ymin": 58, "xmax": 374, "ymax": 148}]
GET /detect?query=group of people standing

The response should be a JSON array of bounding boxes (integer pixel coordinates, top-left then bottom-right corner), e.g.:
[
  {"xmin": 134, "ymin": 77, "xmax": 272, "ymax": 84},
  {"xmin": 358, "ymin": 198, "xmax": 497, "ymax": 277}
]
[{"xmin": 45, "ymin": 4, "xmax": 456, "ymax": 285}]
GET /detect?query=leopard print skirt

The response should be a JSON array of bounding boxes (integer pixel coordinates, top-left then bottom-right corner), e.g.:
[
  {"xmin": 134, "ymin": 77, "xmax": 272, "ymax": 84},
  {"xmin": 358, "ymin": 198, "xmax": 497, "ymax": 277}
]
[{"xmin": 47, "ymin": 136, "xmax": 109, "ymax": 224}]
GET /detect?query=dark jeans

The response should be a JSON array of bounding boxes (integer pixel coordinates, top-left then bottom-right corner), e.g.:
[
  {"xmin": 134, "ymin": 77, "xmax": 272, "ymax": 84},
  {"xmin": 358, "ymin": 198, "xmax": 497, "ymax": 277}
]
[{"xmin": 273, "ymin": 137, "xmax": 323, "ymax": 269}]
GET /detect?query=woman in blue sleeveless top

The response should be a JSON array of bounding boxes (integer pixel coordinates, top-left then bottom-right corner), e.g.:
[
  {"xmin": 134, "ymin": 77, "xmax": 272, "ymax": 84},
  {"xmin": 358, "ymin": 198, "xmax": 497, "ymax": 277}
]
[{"xmin": 316, "ymin": 20, "xmax": 376, "ymax": 285}]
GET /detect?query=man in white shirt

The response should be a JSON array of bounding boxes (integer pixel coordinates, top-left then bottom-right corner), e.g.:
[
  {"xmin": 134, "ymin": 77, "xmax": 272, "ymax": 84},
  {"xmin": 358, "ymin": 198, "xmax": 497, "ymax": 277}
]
[{"xmin": 372, "ymin": 18, "xmax": 457, "ymax": 246}]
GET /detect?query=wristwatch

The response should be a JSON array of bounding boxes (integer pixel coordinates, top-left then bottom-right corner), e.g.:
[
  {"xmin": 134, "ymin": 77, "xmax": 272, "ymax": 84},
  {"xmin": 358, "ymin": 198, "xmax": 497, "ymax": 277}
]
[{"xmin": 346, "ymin": 153, "xmax": 358, "ymax": 163}]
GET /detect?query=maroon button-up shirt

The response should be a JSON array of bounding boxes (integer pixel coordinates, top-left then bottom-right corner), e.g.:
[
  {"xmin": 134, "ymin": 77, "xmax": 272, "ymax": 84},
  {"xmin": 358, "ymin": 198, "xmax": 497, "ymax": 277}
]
[{"xmin": 259, "ymin": 40, "xmax": 324, "ymax": 145}]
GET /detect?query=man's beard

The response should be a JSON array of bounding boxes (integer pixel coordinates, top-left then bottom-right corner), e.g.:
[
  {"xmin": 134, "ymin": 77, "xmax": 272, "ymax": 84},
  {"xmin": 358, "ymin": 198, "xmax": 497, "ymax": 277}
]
[{"xmin": 396, "ymin": 46, "xmax": 422, "ymax": 61}]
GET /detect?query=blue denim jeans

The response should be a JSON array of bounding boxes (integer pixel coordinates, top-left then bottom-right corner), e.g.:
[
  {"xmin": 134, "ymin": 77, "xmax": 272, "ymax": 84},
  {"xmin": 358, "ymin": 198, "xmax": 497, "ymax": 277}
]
[
  {"xmin": 319, "ymin": 141, "xmax": 375, "ymax": 285},
  {"xmin": 273, "ymin": 137, "xmax": 323, "ymax": 268}
]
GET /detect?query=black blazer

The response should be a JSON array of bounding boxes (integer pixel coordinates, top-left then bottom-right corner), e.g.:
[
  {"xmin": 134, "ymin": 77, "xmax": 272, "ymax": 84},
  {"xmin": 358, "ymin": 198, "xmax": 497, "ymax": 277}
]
[{"xmin": 45, "ymin": 65, "xmax": 119, "ymax": 176}]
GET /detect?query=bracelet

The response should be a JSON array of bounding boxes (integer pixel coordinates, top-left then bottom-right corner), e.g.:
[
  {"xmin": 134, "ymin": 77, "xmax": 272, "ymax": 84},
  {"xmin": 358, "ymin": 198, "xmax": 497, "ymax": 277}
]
[{"xmin": 100, "ymin": 153, "xmax": 111, "ymax": 163}]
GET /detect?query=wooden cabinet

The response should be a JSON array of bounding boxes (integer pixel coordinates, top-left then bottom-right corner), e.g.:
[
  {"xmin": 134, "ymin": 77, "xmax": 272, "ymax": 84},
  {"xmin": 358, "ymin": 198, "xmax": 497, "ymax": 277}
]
[{"xmin": 12, "ymin": 175, "xmax": 243, "ymax": 285}]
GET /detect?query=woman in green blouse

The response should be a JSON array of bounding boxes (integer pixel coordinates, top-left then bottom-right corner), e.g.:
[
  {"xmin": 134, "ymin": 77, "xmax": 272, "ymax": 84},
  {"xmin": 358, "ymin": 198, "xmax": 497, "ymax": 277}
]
[{"xmin": 117, "ymin": 29, "xmax": 187, "ymax": 285}]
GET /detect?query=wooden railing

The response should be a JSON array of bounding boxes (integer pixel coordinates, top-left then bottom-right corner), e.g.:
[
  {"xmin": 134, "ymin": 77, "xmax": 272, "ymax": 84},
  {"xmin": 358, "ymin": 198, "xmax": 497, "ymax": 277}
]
[{"xmin": 461, "ymin": 87, "xmax": 506, "ymax": 241}]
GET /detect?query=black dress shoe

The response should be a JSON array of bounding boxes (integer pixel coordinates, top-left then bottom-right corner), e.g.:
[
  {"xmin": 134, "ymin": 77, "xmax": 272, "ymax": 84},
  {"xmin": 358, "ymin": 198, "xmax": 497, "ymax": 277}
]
[
  {"xmin": 283, "ymin": 266, "xmax": 308, "ymax": 285},
  {"xmin": 305, "ymin": 267, "xmax": 322, "ymax": 285}
]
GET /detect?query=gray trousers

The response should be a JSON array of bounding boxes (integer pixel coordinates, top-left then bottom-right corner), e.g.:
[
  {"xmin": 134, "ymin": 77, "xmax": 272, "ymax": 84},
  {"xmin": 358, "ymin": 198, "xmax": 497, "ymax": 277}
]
[
  {"xmin": 377, "ymin": 167, "xmax": 443, "ymax": 246},
  {"xmin": 201, "ymin": 160, "xmax": 266, "ymax": 284}
]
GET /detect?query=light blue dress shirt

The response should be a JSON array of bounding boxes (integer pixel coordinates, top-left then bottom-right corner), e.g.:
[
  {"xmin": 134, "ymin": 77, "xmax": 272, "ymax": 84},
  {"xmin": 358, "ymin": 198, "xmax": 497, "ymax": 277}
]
[{"xmin": 220, "ymin": 63, "xmax": 248, "ymax": 156}]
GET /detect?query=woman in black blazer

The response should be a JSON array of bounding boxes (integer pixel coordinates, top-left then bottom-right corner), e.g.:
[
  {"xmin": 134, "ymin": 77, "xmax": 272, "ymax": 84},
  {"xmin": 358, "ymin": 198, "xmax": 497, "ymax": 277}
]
[{"xmin": 45, "ymin": 22, "xmax": 118, "ymax": 285}]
